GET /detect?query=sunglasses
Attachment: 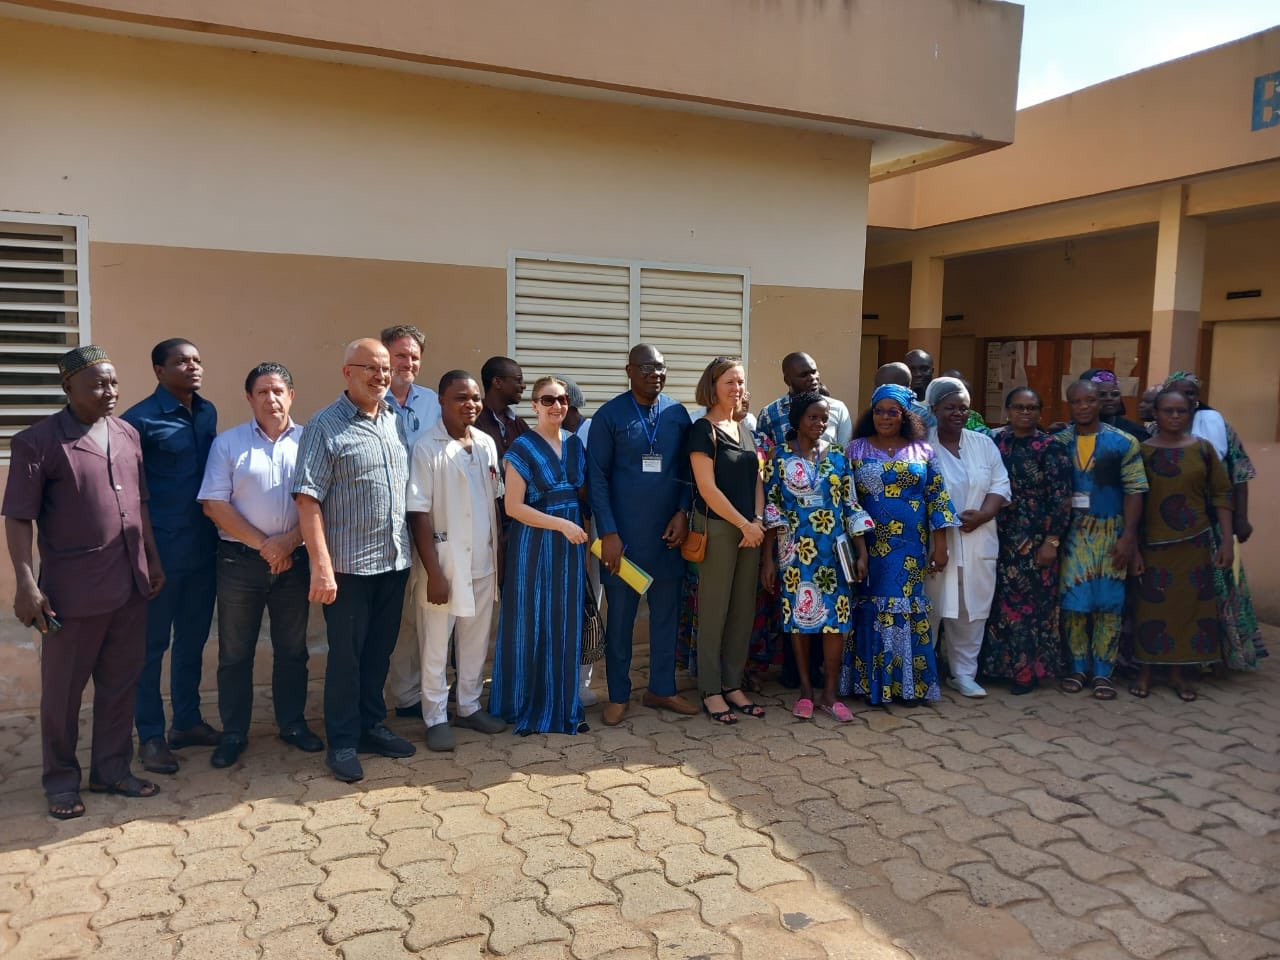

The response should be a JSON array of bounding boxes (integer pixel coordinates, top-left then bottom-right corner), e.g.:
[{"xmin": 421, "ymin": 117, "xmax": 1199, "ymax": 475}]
[{"xmin": 535, "ymin": 394, "xmax": 569, "ymax": 407}]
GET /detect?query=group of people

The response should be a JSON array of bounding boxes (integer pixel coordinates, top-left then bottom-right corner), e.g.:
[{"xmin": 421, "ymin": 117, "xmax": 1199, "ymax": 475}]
[{"xmin": 4, "ymin": 333, "xmax": 1262, "ymax": 819}]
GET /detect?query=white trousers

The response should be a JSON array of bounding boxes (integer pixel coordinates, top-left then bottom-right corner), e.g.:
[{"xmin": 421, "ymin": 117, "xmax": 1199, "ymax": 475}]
[
  {"xmin": 385, "ymin": 562, "xmax": 422, "ymax": 709},
  {"xmin": 929, "ymin": 566, "xmax": 987, "ymax": 683},
  {"xmin": 418, "ymin": 572, "xmax": 497, "ymax": 727}
]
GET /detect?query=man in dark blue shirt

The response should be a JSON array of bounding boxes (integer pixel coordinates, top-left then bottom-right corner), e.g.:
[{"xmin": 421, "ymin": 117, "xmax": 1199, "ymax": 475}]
[
  {"xmin": 122, "ymin": 338, "xmax": 219, "ymax": 773},
  {"xmin": 588, "ymin": 344, "xmax": 698, "ymax": 725}
]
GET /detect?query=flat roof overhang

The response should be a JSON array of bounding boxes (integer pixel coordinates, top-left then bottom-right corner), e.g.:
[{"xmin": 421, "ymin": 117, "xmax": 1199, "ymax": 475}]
[{"xmin": 0, "ymin": 0, "xmax": 1024, "ymax": 179}]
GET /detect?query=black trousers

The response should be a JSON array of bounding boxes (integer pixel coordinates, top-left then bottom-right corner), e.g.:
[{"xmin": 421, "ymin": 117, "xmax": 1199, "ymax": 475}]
[
  {"xmin": 215, "ymin": 541, "xmax": 311, "ymax": 739},
  {"xmin": 322, "ymin": 569, "xmax": 409, "ymax": 750}
]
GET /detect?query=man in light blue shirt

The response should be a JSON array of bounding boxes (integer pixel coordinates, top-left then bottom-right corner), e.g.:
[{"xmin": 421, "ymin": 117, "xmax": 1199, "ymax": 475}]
[
  {"xmin": 198, "ymin": 362, "xmax": 321, "ymax": 769},
  {"xmin": 381, "ymin": 324, "xmax": 441, "ymax": 718},
  {"xmin": 382, "ymin": 324, "xmax": 441, "ymax": 452}
]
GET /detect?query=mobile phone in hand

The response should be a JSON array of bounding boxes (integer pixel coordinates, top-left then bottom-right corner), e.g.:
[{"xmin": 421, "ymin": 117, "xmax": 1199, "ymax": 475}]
[{"xmin": 31, "ymin": 614, "xmax": 62, "ymax": 634}]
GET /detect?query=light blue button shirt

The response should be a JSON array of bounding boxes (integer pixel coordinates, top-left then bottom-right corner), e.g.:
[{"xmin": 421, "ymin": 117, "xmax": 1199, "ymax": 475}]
[
  {"xmin": 197, "ymin": 418, "xmax": 303, "ymax": 541},
  {"xmin": 388, "ymin": 383, "xmax": 441, "ymax": 452}
]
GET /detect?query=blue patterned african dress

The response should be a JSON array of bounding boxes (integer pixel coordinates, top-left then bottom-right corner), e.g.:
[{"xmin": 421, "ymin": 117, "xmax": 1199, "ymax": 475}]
[
  {"xmin": 763, "ymin": 442, "xmax": 874, "ymax": 635},
  {"xmin": 842, "ymin": 438, "xmax": 959, "ymax": 704},
  {"xmin": 489, "ymin": 430, "xmax": 586, "ymax": 735}
]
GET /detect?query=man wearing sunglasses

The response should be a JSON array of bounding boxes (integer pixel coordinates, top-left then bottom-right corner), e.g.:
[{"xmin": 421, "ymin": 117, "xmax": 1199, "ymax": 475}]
[{"xmin": 588, "ymin": 344, "xmax": 699, "ymax": 724}]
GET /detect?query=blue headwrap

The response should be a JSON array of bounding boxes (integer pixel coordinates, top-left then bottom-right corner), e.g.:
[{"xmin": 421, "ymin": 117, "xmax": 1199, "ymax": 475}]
[{"xmin": 871, "ymin": 383, "xmax": 915, "ymax": 411}]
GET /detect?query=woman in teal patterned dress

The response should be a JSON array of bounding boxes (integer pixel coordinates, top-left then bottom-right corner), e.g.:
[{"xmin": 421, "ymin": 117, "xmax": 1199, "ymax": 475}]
[
  {"xmin": 761, "ymin": 393, "xmax": 873, "ymax": 721},
  {"xmin": 842, "ymin": 384, "xmax": 959, "ymax": 706}
]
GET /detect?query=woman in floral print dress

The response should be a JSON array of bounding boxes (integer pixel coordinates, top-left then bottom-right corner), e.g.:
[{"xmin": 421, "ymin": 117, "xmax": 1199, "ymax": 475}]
[
  {"xmin": 980, "ymin": 387, "xmax": 1073, "ymax": 693},
  {"xmin": 761, "ymin": 393, "xmax": 873, "ymax": 721}
]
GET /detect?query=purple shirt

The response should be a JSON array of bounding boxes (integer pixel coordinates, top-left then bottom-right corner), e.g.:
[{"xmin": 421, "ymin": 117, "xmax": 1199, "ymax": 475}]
[{"xmin": 2, "ymin": 408, "xmax": 152, "ymax": 617}]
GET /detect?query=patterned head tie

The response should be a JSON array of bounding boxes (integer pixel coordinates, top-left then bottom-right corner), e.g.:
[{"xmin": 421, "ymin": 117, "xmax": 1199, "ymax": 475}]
[
  {"xmin": 58, "ymin": 344, "xmax": 112, "ymax": 383},
  {"xmin": 1089, "ymin": 370, "xmax": 1119, "ymax": 385},
  {"xmin": 1164, "ymin": 370, "xmax": 1201, "ymax": 388},
  {"xmin": 870, "ymin": 383, "xmax": 915, "ymax": 411},
  {"xmin": 924, "ymin": 376, "xmax": 970, "ymax": 409}
]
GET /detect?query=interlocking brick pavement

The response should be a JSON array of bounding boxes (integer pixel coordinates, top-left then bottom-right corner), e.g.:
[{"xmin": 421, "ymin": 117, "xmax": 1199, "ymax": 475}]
[{"xmin": 1, "ymin": 627, "xmax": 1277, "ymax": 958}]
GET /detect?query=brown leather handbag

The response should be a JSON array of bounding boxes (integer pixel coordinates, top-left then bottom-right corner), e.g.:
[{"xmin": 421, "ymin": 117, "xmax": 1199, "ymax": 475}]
[{"xmin": 681, "ymin": 421, "xmax": 716, "ymax": 563}]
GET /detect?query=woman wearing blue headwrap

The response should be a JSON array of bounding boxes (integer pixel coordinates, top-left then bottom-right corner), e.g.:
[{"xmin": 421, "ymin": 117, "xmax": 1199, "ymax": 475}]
[{"xmin": 842, "ymin": 385, "xmax": 960, "ymax": 706}]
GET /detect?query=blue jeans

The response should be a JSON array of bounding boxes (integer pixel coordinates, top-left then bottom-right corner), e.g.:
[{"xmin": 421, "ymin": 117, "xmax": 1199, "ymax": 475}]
[
  {"xmin": 135, "ymin": 562, "xmax": 216, "ymax": 742},
  {"xmin": 602, "ymin": 573, "xmax": 682, "ymax": 703},
  {"xmin": 215, "ymin": 541, "xmax": 311, "ymax": 739},
  {"xmin": 322, "ymin": 569, "xmax": 409, "ymax": 750}
]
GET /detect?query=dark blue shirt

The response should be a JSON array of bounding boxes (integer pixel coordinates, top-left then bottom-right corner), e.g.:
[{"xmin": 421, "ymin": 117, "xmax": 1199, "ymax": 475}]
[
  {"xmin": 587, "ymin": 391, "xmax": 692, "ymax": 579},
  {"xmin": 122, "ymin": 384, "xmax": 218, "ymax": 571}
]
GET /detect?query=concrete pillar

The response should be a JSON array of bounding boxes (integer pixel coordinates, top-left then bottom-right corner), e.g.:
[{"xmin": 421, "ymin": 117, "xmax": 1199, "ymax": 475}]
[
  {"xmin": 1149, "ymin": 184, "xmax": 1206, "ymax": 383},
  {"xmin": 908, "ymin": 255, "xmax": 945, "ymax": 360}
]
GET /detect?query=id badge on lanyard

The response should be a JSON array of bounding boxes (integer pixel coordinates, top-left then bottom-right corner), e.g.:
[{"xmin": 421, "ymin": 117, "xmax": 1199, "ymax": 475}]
[
  {"xmin": 1071, "ymin": 492, "xmax": 1090, "ymax": 510},
  {"xmin": 642, "ymin": 454, "xmax": 663, "ymax": 473}
]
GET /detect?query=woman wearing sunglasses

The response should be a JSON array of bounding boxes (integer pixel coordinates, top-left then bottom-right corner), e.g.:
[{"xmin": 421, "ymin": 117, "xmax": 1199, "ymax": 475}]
[{"xmin": 488, "ymin": 377, "xmax": 590, "ymax": 734}]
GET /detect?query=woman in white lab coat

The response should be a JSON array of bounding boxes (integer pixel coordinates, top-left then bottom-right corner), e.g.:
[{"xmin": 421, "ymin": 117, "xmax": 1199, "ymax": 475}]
[{"xmin": 923, "ymin": 378, "xmax": 1011, "ymax": 698}]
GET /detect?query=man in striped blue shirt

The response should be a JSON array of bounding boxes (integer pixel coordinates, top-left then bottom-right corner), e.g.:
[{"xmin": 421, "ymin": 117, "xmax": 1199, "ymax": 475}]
[{"xmin": 293, "ymin": 339, "xmax": 416, "ymax": 782}]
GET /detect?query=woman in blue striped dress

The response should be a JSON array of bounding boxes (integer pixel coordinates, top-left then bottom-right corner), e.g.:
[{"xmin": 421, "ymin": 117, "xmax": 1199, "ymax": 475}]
[{"xmin": 488, "ymin": 376, "xmax": 590, "ymax": 735}]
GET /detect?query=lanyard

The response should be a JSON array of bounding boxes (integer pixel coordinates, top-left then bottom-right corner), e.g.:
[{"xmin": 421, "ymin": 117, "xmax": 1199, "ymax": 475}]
[{"xmin": 631, "ymin": 395, "xmax": 663, "ymax": 454}]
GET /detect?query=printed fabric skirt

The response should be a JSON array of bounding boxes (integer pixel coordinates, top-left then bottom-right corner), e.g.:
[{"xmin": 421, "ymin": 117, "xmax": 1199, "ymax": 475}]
[
  {"xmin": 1132, "ymin": 530, "xmax": 1220, "ymax": 666},
  {"xmin": 840, "ymin": 595, "xmax": 941, "ymax": 704}
]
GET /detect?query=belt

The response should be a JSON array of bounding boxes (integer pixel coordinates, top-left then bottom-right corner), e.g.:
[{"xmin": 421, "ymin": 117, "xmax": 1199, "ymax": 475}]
[{"xmin": 219, "ymin": 540, "xmax": 308, "ymax": 560}]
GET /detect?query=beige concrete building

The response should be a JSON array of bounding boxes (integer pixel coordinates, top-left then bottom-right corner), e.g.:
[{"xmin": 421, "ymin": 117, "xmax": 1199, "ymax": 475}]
[
  {"xmin": 863, "ymin": 26, "xmax": 1280, "ymax": 617},
  {"xmin": 0, "ymin": 0, "xmax": 1023, "ymax": 700}
]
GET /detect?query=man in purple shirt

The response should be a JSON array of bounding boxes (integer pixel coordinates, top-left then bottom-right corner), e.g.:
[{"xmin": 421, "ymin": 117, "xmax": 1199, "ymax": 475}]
[{"xmin": 3, "ymin": 346, "xmax": 165, "ymax": 819}]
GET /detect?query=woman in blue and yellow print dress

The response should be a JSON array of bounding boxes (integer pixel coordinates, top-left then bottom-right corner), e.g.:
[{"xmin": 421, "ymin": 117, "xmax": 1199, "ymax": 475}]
[
  {"xmin": 843, "ymin": 385, "xmax": 959, "ymax": 706},
  {"xmin": 761, "ymin": 393, "xmax": 873, "ymax": 721}
]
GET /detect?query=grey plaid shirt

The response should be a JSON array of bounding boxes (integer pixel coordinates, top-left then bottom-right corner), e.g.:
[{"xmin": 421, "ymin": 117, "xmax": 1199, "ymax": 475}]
[{"xmin": 292, "ymin": 392, "xmax": 410, "ymax": 576}]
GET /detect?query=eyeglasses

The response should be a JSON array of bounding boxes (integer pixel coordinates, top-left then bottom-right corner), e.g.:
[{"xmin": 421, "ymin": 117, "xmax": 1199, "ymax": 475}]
[
  {"xmin": 630, "ymin": 363, "xmax": 667, "ymax": 375},
  {"xmin": 348, "ymin": 363, "xmax": 391, "ymax": 377},
  {"xmin": 1009, "ymin": 404, "xmax": 1042, "ymax": 413},
  {"xmin": 497, "ymin": 374, "xmax": 525, "ymax": 386},
  {"xmin": 535, "ymin": 395, "xmax": 569, "ymax": 407}
]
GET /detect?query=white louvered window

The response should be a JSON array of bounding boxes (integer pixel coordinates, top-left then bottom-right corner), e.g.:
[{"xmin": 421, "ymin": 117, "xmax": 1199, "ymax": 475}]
[
  {"xmin": 510, "ymin": 254, "xmax": 748, "ymax": 412},
  {"xmin": 0, "ymin": 214, "xmax": 90, "ymax": 462}
]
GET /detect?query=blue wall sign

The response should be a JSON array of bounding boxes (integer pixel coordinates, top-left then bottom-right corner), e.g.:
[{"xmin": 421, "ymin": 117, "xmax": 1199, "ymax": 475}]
[{"xmin": 1254, "ymin": 71, "xmax": 1280, "ymax": 131}]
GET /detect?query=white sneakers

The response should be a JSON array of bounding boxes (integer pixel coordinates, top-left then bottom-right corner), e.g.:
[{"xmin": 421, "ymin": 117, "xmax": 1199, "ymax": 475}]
[{"xmin": 948, "ymin": 676, "xmax": 988, "ymax": 698}]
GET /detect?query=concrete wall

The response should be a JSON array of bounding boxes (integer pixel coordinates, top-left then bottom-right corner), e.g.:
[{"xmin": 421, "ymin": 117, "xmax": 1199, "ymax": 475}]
[
  {"xmin": 0, "ymin": 16, "xmax": 877, "ymax": 673},
  {"xmin": 5, "ymin": 0, "xmax": 1023, "ymax": 147}
]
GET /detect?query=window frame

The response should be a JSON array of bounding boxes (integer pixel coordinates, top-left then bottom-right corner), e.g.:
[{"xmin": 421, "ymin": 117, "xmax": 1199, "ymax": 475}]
[{"xmin": 0, "ymin": 211, "xmax": 91, "ymax": 462}]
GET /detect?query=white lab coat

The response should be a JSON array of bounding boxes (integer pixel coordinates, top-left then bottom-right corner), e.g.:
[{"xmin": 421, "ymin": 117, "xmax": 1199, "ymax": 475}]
[
  {"xmin": 406, "ymin": 421, "xmax": 503, "ymax": 617},
  {"xmin": 924, "ymin": 428, "xmax": 1011, "ymax": 622}
]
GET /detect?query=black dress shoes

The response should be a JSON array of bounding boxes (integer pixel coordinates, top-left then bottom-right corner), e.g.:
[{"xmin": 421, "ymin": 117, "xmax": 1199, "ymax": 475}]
[
  {"xmin": 168, "ymin": 722, "xmax": 222, "ymax": 749},
  {"xmin": 210, "ymin": 736, "xmax": 247, "ymax": 768},
  {"xmin": 358, "ymin": 723, "xmax": 416, "ymax": 758},
  {"xmin": 279, "ymin": 723, "xmax": 324, "ymax": 753},
  {"xmin": 393, "ymin": 702, "xmax": 422, "ymax": 719},
  {"xmin": 139, "ymin": 736, "xmax": 180, "ymax": 774}
]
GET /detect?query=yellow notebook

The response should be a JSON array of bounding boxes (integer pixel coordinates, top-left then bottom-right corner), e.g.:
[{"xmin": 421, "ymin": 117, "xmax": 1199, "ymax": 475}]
[{"xmin": 590, "ymin": 539, "xmax": 653, "ymax": 595}]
